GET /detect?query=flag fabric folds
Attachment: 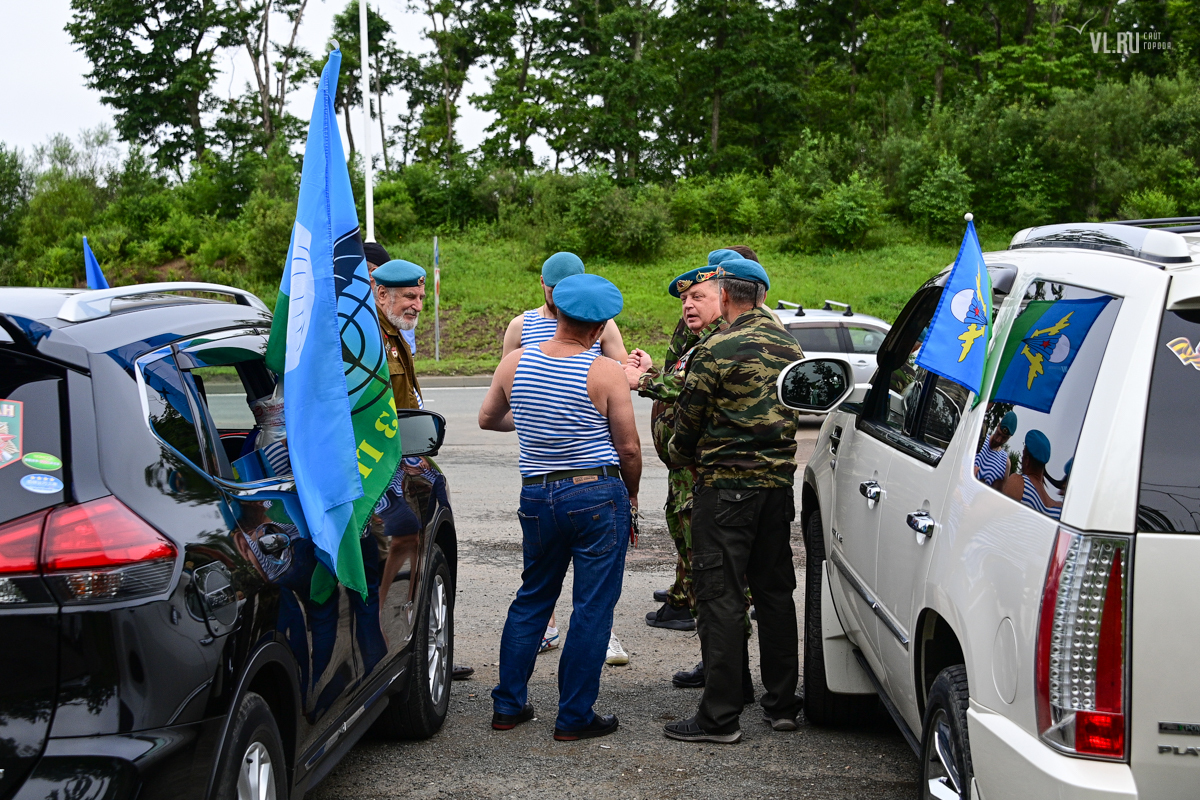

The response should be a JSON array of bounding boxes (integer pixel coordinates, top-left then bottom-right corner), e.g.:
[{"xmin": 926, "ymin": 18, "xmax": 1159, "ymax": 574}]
[
  {"xmin": 83, "ymin": 236, "xmax": 109, "ymax": 290},
  {"xmin": 991, "ymin": 296, "xmax": 1113, "ymax": 413},
  {"xmin": 264, "ymin": 49, "xmax": 401, "ymax": 598},
  {"xmin": 916, "ymin": 219, "xmax": 992, "ymax": 396}
]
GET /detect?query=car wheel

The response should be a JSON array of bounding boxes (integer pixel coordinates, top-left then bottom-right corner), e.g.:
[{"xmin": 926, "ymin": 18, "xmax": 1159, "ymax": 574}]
[
  {"xmin": 214, "ymin": 691, "xmax": 287, "ymax": 800},
  {"xmin": 919, "ymin": 665, "xmax": 973, "ymax": 800},
  {"xmin": 375, "ymin": 544, "xmax": 453, "ymax": 739},
  {"xmin": 803, "ymin": 507, "xmax": 877, "ymax": 726}
]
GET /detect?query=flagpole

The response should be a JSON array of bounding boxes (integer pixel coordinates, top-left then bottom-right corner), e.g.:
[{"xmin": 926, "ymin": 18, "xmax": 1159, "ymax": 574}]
[
  {"xmin": 358, "ymin": 0, "xmax": 375, "ymax": 242},
  {"xmin": 434, "ymin": 236, "xmax": 441, "ymax": 361}
]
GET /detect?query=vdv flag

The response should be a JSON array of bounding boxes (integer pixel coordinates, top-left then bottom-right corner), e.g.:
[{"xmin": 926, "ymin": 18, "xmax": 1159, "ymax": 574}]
[
  {"xmin": 83, "ymin": 236, "xmax": 108, "ymax": 290},
  {"xmin": 264, "ymin": 50, "xmax": 401, "ymax": 598},
  {"xmin": 915, "ymin": 219, "xmax": 992, "ymax": 395},
  {"xmin": 991, "ymin": 296, "xmax": 1112, "ymax": 413}
]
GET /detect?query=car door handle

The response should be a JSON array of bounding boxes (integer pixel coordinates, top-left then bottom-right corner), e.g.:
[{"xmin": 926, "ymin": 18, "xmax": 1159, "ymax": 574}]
[
  {"xmin": 906, "ymin": 511, "xmax": 936, "ymax": 544},
  {"xmin": 859, "ymin": 480, "xmax": 883, "ymax": 502},
  {"xmin": 829, "ymin": 425, "xmax": 842, "ymax": 455}
]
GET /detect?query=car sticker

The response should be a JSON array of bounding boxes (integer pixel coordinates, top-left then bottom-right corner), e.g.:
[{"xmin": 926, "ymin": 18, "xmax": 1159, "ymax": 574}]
[
  {"xmin": 20, "ymin": 474, "xmax": 63, "ymax": 494},
  {"xmin": 0, "ymin": 399, "xmax": 22, "ymax": 469},
  {"xmin": 1166, "ymin": 336, "xmax": 1200, "ymax": 370},
  {"xmin": 22, "ymin": 452, "xmax": 62, "ymax": 471}
]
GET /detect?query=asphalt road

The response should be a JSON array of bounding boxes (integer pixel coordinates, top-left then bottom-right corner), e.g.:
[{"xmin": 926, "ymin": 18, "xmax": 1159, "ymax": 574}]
[{"xmin": 309, "ymin": 387, "xmax": 919, "ymax": 800}]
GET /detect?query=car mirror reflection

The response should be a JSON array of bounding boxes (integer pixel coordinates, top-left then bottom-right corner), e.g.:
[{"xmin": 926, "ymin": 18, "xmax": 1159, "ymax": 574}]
[
  {"xmin": 397, "ymin": 410, "xmax": 447, "ymax": 458},
  {"xmin": 777, "ymin": 357, "xmax": 856, "ymax": 413}
]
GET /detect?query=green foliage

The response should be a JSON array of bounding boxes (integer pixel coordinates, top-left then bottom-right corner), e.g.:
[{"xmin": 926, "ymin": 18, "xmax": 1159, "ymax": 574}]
[
  {"xmin": 908, "ymin": 154, "xmax": 974, "ymax": 240},
  {"xmin": 807, "ymin": 173, "xmax": 885, "ymax": 250},
  {"xmin": 1120, "ymin": 188, "xmax": 1180, "ymax": 220}
]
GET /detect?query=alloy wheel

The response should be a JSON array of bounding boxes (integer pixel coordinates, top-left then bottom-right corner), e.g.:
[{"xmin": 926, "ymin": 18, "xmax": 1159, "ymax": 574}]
[
  {"xmin": 923, "ymin": 709, "xmax": 962, "ymax": 800},
  {"xmin": 237, "ymin": 741, "xmax": 276, "ymax": 800},
  {"xmin": 427, "ymin": 574, "xmax": 449, "ymax": 705}
]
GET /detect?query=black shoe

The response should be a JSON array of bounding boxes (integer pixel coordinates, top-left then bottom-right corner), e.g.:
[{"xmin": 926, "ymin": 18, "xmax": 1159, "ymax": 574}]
[
  {"xmin": 653, "ymin": 588, "xmax": 670, "ymax": 604},
  {"xmin": 452, "ymin": 664, "xmax": 475, "ymax": 681},
  {"xmin": 663, "ymin": 716, "xmax": 742, "ymax": 744},
  {"xmin": 492, "ymin": 703, "xmax": 535, "ymax": 730},
  {"xmin": 646, "ymin": 602, "xmax": 696, "ymax": 631},
  {"xmin": 554, "ymin": 713, "xmax": 619, "ymax": 741},
  {"xmin": 672, "ymin": 661, "xmax": 705, "ymax": 688},
  {"xmin": 762, "ymin": 711, "xmax": 798, "ymax": 731}
]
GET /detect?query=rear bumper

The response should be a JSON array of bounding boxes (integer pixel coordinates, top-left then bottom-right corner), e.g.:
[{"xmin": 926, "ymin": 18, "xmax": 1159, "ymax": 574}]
[
  {"xmin": 11, "ymin": 718, "xmax": 222, "ymax": 800},
  {"xmin": 968, "ymin": 699, "xmax": 1136, "ymax": 799}
]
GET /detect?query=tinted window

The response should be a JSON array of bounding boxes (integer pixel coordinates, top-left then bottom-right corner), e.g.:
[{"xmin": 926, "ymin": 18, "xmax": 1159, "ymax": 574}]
[
  {"xmin": 1138, "ymin": 309, "xmax": 1200, "ymax": 532},
  {"xmin": 920, "ymin": 377, "xmax": 970, "ymax": 449},
  {"xmin": 975, "ymin": 280, "xmax": 1120, "ymax": 520},
  {"xmin": 143, "ymin": 354, "xmax": 207, "ymax": 470},
  {"xmin": 847, "ymin": 326, "xmax": 886, "ymax": 354},
  {"xmin": 788, "ymin": 325, "xmax": 841, "ymax": 353},
  {"xmin": 0, "ymin": 352, "xmax": 66, "ymax": 523}
]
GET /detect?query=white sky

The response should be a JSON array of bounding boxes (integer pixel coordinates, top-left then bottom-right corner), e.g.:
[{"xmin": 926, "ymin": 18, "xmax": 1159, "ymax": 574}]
[{"xmin": 0, "ymin": 0, "xmax": 550, "ymax": 166}]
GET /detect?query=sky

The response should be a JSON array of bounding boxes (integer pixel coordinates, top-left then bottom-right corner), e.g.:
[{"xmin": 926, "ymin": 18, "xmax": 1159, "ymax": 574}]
[{"xmin": 0, "ymin": 0, "xmax": 547, "ymax": 165}]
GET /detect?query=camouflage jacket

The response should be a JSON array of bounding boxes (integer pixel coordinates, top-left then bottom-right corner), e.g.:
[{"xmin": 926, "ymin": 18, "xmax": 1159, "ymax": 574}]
[
  {"xmin": 667, "ymin": 306, "xmax": 806, "ymax": 488},
  {"xmin": 638, "ymin": 319, "xmax": 724, "ymax": 466}
]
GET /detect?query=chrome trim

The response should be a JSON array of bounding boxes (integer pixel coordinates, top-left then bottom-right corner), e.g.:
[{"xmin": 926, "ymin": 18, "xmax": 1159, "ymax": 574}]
[{"xmin": 830, "ymin": 549, "xmax": 909, "ymax": 649}]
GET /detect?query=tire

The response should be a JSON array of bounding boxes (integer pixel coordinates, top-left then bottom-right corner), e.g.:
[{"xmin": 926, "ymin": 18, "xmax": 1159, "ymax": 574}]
[
  {"xmin": 919, "ymin": 665, "xmax": 973, "ymax": 800},
  {"xmin": 214, "ymin": 691, "xmax": 288, "ymax": 800},
  {"xmin": 802, "ymin": 507, "xmax": 878, "ymax": 726},
  {"xmin": 375, "ymin": 544, "xmax": 453, "ymax": 739}
]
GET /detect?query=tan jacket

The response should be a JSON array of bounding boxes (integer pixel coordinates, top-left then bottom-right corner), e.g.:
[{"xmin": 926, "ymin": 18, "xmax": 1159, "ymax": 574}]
[{"xmin": 379, "ymin": 315, "xmax": 422, "ymax": 409}]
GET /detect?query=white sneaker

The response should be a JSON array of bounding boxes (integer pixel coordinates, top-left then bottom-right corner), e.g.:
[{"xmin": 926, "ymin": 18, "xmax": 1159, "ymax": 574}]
[
  {"xmin": 605, "ymin": 632, "xmax": 629, "ymax": 666},
  {"xmin": 538, "ymin": 626, "xmax": 559, "ymax": 654}
]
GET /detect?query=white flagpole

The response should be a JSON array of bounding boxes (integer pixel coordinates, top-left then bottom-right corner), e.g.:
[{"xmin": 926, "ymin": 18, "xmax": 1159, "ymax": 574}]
[{"xmin": 358, "ymin": 0, "xmax": 375, "ymax": 242}]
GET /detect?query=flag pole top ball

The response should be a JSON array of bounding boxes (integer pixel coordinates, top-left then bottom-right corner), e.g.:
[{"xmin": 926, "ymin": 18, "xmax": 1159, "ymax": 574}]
[
  {"xmin": 964, "ymin": 212, "xmax": 974, "ymax": 221},
  {"xmin": 373, "ymin": 259, "xmax": 426, "ymax": 287}
]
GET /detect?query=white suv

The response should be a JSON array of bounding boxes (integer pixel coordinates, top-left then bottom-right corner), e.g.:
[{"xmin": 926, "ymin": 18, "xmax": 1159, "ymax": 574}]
[{"xmin": 785, "ymin": 221, "xmax": 1200, "ymax": 800}]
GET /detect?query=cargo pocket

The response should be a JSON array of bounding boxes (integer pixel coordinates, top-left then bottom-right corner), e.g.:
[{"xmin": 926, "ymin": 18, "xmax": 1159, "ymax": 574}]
[
  {"xmin": 715, "ymin": 489, "xmax": 758, "ymax": 527},
  {"xmin": 517, "ymin": 510, "xmax": 542, "ymax": 560},
  {"xmin": 692, "ymin": 551, "xmax": 725, "ymax": 601},
  {"xmin": 568, "ymin": 500, "xmax": 618, "ymax": 556}
]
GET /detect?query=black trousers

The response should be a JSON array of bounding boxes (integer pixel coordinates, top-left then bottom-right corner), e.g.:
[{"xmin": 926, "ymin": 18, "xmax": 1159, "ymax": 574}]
[{"xmin": 691, "ymin": 484, "xmax": 800, "ymax": 733}]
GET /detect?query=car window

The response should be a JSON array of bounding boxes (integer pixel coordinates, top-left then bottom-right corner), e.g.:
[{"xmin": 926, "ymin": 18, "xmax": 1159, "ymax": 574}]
[
  {"xmin": 920, "ymin": 376, "xmax": 971, "ymax": 449},
  {"xmin": 141, "ymin": 353, "xmax": 223, "ymax": 477},
  {"xmin": 0, "ymin": 351, "xmax": 66, "ymax": 523},
  {"xmin": 847, "ymin": 326, "xmax": 886, "ymax": 354},
  {"xmin": 1137, "ymin": 308, "xmax": 1200, "ymax": 532},
  {"xmin": 788, "ymin": 325, "xmax": 841, "ymax": 353},
  {"xmin": 974, "ymin": 280, "xmax": 1121, "ymax": 520}
]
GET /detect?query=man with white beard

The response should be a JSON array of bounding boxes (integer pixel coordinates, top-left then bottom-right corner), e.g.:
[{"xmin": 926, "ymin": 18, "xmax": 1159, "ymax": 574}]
[{"xmin": 372, "ymin": 259, "xmax": 427, "ymax": 410}]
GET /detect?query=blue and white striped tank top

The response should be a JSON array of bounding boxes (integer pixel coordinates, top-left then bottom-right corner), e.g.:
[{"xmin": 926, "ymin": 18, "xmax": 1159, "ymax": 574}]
[
  {"xmin": 510, "ymin": 345, "xmax": 619, "ymax": 477},
  {"xmin": 1021, "ymin": 476, "xmax": 1061, "ymax": 519},
  {"xmin": 974, "ymin": 436, "xmax": 1008, "ymax": 485},
  {"xmin": 520, "ymin": 309, "xmax": 603, "ymax": 354}
]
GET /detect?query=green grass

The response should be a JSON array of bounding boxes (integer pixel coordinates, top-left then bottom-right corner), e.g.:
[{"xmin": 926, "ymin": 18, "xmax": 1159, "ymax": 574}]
[{"xmin": 388, "ymin": 223, "xmax": 1011, "ymax": 375}]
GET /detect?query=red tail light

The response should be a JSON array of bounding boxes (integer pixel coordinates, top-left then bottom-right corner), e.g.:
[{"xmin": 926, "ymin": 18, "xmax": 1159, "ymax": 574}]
[
  {"xmin": 0, "ymin": 510, "xmax": 49, "ymax": 574},
  {"xmin": 43, "ymin": 497, "xmax": 175, "ymax": 571},
  {"xmin": 1035, "ymin": 527, "xmax": 1130, "ymax": 760}
]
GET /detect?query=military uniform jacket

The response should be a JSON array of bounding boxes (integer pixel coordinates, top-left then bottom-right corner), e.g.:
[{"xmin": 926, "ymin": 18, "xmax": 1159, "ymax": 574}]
[
  {"xmin": 379, "ymin": 314, "xmax": 423, "ymax": 410},
  {"xmin": 667, "ymin": 306, "xmax": 805, "ymax": 488},
  {"xmin": 638, "ymin": 318, "xmax": 724, "ymax": 467}
]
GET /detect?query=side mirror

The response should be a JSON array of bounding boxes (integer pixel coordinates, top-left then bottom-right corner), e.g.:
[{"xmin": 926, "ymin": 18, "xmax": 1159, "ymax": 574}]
[
  {"xmin": 777, "ymin": 357, "xmax": 856, "ymax": 413},
  {"xmin": 397, "ymin": 409, "xmax": 447, "ymax": 457}
]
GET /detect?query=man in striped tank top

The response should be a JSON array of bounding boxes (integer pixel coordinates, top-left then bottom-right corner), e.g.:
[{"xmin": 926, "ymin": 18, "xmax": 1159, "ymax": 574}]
[
  {"xmin": 501, "ymin": 251, "xmax": 630, "ymax": 363},
  {"xmin": 1002, "ymin": 429, "xmax": 1062, "ymax": 518},
  {"xmin": 974, "ymin": 410, "xmax": 1016, "ymax": 487},
  {"xmin": 479, "ymin": 273, "xmax": 641, "ymax": 742}
]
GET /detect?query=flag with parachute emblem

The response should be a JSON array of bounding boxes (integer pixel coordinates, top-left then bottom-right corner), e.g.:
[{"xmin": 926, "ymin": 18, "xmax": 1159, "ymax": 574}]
[
  {"xmin": 915, "ymin": 217, "xmax": 992, "ymax": 396},
  {"xmin": 264, "ymin": 49, "xmax": 401, "ymax": 598}
]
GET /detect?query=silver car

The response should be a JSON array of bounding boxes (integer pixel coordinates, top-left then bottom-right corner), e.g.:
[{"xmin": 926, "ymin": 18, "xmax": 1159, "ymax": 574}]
[{"xmin": 774, "ymin": 300, "xmax": 890, "ymax": 386}]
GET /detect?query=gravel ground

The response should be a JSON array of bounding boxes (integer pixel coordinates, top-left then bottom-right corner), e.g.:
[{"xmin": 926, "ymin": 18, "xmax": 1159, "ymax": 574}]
[{"xmin": 309, "ymin": 388, "xmax": 919, "ymax": 800}]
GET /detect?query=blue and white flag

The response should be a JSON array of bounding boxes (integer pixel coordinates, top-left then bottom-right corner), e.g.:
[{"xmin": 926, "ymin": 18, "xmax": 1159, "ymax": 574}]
[
  {"xmin": 83, "ymin": 236, "xmax": 108, "ymax": 290},
  {"xmin": 916, "ymin": 219, "xmax": 992, "ymax": 395}
]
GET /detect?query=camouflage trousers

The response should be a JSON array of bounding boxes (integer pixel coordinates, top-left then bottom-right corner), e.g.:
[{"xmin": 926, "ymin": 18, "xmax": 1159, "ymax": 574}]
[{"xmin": 664, "ymin": 468, "xmax": 752, "ymax": 638}]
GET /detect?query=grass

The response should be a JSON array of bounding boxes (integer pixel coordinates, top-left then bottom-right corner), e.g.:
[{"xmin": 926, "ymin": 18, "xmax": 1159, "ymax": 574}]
[{"xmin": 388, "ymin": 223, "xmax": 1013, "ymax": 375}]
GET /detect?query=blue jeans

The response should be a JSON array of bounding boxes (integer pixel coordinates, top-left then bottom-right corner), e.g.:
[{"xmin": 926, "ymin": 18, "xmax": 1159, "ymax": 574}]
[{"xmin": 492, "ymin": 474, "xmax": 630, "ymax": 731}]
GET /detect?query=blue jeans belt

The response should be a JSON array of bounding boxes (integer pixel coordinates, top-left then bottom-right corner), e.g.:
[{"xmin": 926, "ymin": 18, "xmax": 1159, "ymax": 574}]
[{"xmin": 521, "ymin": 465, "xmax": 621, "ymax": 486}]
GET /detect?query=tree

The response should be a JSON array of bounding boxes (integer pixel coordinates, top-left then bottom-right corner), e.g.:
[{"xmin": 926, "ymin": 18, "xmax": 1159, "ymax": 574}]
[
  {"xmin": 229, "ymin": 0, "xmax": 312, "ymax": 146},
  {"xmin": 412, "ymin": 0, "xmax": 485, "ymax": 163},
  {"xmin": 0, "ymin": 145, "xmax": 30, "ymax": 249},
  {"xmin": 66, "ymin": 0, "xmax": 238, "ymax": 167}
]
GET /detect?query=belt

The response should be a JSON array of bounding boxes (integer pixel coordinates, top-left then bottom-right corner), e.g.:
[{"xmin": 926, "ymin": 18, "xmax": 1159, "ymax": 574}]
[{"xmin": 522, "ymin": 465, "xmax": 621, "ymax": 486}]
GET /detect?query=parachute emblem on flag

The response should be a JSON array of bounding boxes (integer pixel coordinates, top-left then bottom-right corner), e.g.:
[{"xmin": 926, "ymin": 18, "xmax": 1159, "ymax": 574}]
[
  {"xmin": 1018, "ymin": 311, "xmax": 1073, "ymax": 389},
  {"xmin": 950, "ymin": 270, "xmax": 989, "ymax": 362}
]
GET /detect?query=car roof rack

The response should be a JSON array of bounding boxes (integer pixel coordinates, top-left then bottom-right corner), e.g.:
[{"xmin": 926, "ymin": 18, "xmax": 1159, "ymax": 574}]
[
  {"xmin": 823, "ymin": 300, "xmax": 853, "ymax": 317},
  {"xmin": 1008, "ymin": 222, "xmax": 1192, "ymax": 265},
  {"xmin": 57, "ymin": 282, "xmax": 271, "ymax": 322},
  {"xmin": 776, "ymin": 300, "xmax": 804, "ymax": 316},
  {"xmin": 1111, "ymin": 216, "xmax": 1200, "ymax": 233}
]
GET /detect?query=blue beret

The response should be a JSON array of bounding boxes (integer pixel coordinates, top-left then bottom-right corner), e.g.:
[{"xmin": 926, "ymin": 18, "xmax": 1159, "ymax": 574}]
[
  {"xmin": 716, "ymin": 257, "xmax": 770, "ymax": 290},
  {"xmin": 1000, "ymin": 411, "xmax": 1018, "ymax": 434},
  {"xmin": 1063, "ymin": 457, "xmax": 1074, "ymax": 477},
  {"xmin": 373, "ymin": 259, "xmax": 426, "ymax": 287},
  {"xmin": 708, "ymin": 249, "xmax": 739, "ymax": 266},
  {"xmin": 668, "ymin": 265, "xmax": 723, "ymax": 298},
  {"xmin": 1025, "ymin": 429, "xmax": 1051, "ymax": 465},
  {"xmin": 552, "ymin": 273, "xmax": 623, "ymax": 323},
  {"xmin": 542, "ymin": 252, "xmax": 585, "ymax": 287}
]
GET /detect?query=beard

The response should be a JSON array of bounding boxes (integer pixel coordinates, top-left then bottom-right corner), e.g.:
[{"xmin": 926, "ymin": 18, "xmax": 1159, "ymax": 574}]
[{"xmin": 383, "ymin": 307, "xmax": 419, "ymax": 331}]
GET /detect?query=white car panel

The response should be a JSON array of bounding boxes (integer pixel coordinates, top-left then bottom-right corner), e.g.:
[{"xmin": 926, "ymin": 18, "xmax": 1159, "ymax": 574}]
[{"xmin": 821, "ymin": 562, "xmax": 876, "ymax": 694}]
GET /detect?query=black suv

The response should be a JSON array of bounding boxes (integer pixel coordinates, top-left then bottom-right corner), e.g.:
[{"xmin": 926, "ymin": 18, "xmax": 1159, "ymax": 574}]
[{"xmin": 0, "ymin": 283, "xmax": 456, "ymax": 800}]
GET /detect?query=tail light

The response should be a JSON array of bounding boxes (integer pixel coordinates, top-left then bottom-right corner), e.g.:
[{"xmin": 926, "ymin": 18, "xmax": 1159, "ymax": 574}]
[
  {"xmin": 1036, "ymin": 526, "xmax": 1130, "ymax": 760},
  {"xmin": 0, "ymin": 497, "xmax": 176, "ymax": 605}
]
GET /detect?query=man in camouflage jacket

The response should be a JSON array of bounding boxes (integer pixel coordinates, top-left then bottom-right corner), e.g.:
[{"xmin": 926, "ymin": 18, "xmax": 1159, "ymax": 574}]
[{"xmin": 663, "ymin": 258, "xmax": 806, "ymax": 744}]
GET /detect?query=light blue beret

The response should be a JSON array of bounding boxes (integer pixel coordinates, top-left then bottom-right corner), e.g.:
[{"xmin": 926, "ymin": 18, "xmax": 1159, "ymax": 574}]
[
  {"xmin": 708, "ymin": 249, "xmax": 739, "ymax": 266},
  {"xmin": 552, "ymin": 273, "xmax": 623, "ymax": 323},
  {"xmin": 1025, "ymin": 429, "xmax": 1051, "ymax": 465},
  {"xmin": 542, "ymin": 252, "xmax": 586, "ymax": 287},
  {"xmin": 1000, "ymin": 411, "xmax": 1018, "ymax": 434},
  {"xmin": 716, "ymin": 257, "xmax": 770, "ymax": 289},
  {"xmin": 373, "ymin": 259, "xmax": 426, "ymax": 287},
  {"xmin": 668, "ymin": 265, "xmax": 723, "ymax": 298}
]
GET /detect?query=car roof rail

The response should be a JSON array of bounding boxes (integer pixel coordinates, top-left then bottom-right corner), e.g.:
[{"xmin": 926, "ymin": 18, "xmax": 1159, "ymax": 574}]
[
  {"xmin": 57, "ymin": 282, "xmax": 271, "ymax": 322},
  {"xmin": 1111, "ymin": 216, "xmax": 1200, "ymax": 230},
  {"xmin": 823, "ymin": 300, "xmax": 854, "ymax": 317},
  {"xmin": 776, "ymin": 300, "xmax": 805, "ymax": 316}
]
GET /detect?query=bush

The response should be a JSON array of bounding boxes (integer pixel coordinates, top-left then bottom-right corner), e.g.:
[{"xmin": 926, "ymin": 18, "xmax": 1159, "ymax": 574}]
[
  {"xmin": 1119, "ymin": 188, "xmax": 1179, "ymax": 220},
  {"xmin": 908, "ymin": 153, "xmax": 974, "ymax": 240},
  {"xmin": 237, "ymin": 189, "xmax": 296, "ymax": 280},
  {"xmin": 373, "ymin": 179, "xmax": 418, "ymax": 242},
  {"xmin": 807, "ymin": 172, "xmax": 884, "ymax": 249}
]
